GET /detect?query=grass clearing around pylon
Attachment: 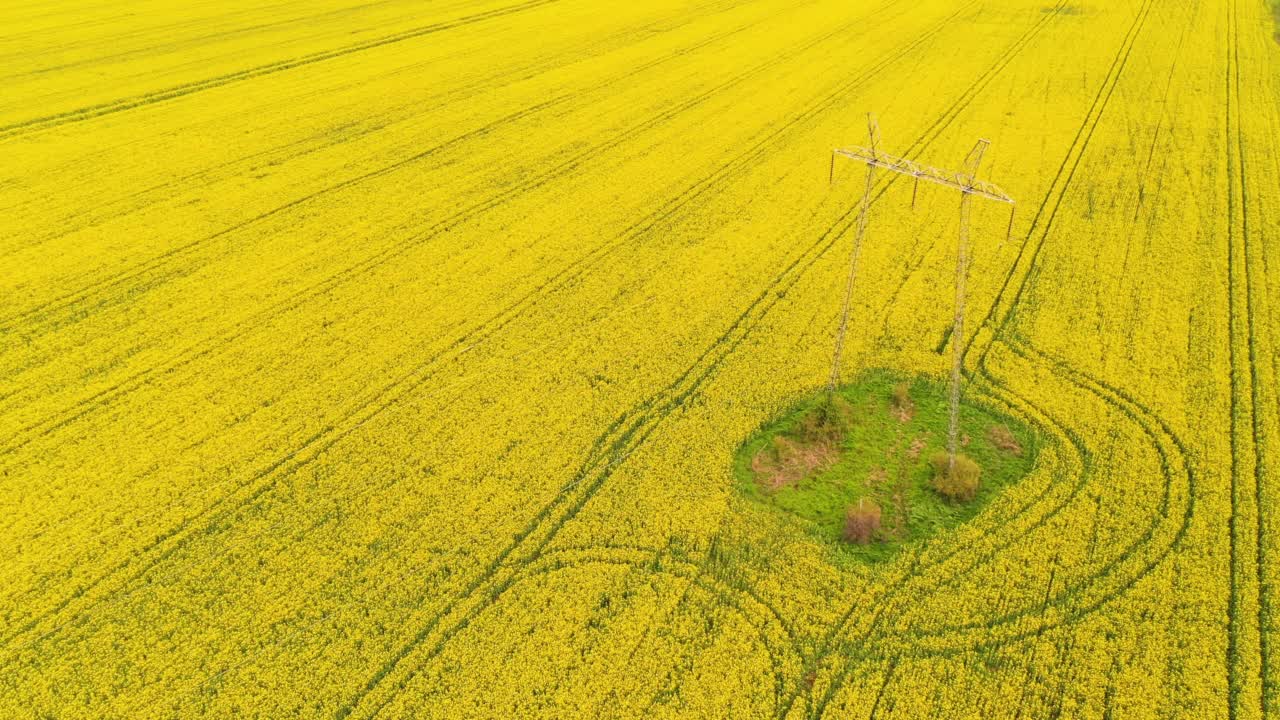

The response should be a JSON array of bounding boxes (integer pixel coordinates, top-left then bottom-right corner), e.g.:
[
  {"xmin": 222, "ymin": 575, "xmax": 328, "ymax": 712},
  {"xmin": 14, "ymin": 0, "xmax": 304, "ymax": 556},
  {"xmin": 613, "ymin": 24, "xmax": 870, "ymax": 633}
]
[{"xmin": 734, "ymin": 370, "xmax": 1038, "ymax": 564}]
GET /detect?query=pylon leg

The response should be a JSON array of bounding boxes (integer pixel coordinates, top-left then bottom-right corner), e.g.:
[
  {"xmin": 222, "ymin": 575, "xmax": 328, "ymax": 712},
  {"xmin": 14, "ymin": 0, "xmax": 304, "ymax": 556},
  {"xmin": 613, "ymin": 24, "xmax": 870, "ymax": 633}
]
[
  {"xmin": 829, "ymin": 162, "xmax": 876, "ymax": 392},
  {"xmin": 948, "ymin": 191, "xmax": 972, "ymax": 475}
]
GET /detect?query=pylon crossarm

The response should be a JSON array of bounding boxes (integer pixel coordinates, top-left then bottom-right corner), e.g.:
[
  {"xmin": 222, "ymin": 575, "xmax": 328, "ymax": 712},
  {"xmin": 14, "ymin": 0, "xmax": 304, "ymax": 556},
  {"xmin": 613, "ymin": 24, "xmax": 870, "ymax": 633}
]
[
  {"xmin": 832, "ymin": 147, "xmax": 1014, "ymax": 205},
  {"xmin": 964, "ymin": 178, "xmax": 1015, "ymax": 204}
]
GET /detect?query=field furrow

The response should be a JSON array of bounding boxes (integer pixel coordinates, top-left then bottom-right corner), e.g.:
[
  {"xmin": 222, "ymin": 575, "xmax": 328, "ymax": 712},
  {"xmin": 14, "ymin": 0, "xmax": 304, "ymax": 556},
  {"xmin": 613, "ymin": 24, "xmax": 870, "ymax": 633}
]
[{"xmin": 3, "ymin": 0, "xmax": 1277, "ymax": 717}]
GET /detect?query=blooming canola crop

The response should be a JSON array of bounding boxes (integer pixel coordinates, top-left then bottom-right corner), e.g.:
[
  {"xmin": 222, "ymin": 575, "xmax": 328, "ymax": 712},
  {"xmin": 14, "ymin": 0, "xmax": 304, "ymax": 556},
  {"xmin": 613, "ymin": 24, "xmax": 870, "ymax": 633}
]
[{"xmin": 1, "ymin": 0, "xmax": 1278, "ymax": 718}]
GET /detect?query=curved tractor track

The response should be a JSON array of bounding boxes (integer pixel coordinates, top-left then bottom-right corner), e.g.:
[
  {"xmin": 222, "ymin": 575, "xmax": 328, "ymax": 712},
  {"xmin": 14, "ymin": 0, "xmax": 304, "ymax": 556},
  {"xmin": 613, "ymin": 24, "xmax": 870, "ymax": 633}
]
[
  {"xmin": 2, "ymin": 0, "xmax": 1272, "ymax": 716},
  {"xmin": 0, "ymin": 0, "xmax": 968, "ymax": 670},
  {"xmin": 779, "ymin": 0, "xmax": 1172, "ymax": 711}
]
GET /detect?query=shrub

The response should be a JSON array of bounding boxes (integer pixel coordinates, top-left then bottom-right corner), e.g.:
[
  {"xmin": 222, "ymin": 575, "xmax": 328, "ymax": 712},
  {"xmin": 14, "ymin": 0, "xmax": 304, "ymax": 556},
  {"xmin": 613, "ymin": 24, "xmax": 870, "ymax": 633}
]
[
  {"xmin": 797, "ymin": 394, "xmax": 853, "ymax": 444},
  {"xmin": 930, "ymin": 451, "xmax": 981, "ymax": 502},
  {"xmin": 890, "ymin": 381, "xmax": 914, "ymax": 421},
  {"xmin": 891, "ymin": 381, "xmax": 911, "ymax": 409},
  {"xmin": 843, "ymin": 500, "xmax": 882, "ymax": 544}
]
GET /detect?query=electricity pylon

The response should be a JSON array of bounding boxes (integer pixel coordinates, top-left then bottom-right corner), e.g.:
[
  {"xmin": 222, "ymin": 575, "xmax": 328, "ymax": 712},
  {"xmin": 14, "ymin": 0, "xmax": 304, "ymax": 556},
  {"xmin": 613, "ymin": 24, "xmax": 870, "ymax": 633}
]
[{"xmin": 828, "ymin": 114, "xmax": 1016, "ymax": 473}]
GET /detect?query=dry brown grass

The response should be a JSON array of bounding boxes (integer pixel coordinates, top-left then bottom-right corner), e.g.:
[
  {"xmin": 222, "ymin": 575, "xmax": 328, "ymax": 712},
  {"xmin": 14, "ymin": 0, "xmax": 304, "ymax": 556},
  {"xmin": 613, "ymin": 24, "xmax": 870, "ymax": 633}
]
[
  {"xmin": 866, "ymin": 466, "xmax": 889, "ymax": 487},
  {"xmin": 750, "ymin": 395, "xmax": 854, "ymax": 491},
  {"xmin": 843, "ymin": 500, "xmax": 882, "ymax": 544},
  {"xmin": 987, "ymin": 424, "xmax": 1023, "ymax": 456},
  {"xmin": 890, "ymin": 381, "xmax": 914, "ymax": 422},
  {"xmin": 751, "ymin": 435, "xmax": 837, "ymax": 491}
]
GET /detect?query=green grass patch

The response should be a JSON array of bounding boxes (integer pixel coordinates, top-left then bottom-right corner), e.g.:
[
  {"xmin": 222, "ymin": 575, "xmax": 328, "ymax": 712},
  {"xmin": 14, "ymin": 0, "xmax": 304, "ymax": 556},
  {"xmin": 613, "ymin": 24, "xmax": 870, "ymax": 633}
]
[{"xmin": 733, "ymin": 369, "xmax": 1038, "ymax": 564}]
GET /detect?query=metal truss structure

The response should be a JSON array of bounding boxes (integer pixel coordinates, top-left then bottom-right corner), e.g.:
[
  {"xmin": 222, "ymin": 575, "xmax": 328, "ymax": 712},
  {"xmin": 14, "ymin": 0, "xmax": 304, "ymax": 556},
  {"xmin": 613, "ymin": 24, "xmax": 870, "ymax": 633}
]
[{"xmin": 827, "ymin": 114, "xmax": 1017, "ymax": 472}]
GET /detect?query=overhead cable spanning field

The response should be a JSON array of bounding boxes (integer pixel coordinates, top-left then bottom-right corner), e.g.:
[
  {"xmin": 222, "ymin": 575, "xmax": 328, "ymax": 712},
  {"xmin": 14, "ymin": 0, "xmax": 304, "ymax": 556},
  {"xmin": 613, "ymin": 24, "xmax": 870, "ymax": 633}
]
[{"xmin": 1, "ymin": 0, "xmax": 1279, "ymax": 718}]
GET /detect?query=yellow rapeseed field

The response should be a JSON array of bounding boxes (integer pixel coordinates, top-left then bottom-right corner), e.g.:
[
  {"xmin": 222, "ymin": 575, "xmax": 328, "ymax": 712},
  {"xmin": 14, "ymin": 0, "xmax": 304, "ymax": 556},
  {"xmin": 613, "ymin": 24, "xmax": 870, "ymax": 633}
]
[{"xmin": 2, "ymin": 0, "xmax": 1278, "ymax": 717}]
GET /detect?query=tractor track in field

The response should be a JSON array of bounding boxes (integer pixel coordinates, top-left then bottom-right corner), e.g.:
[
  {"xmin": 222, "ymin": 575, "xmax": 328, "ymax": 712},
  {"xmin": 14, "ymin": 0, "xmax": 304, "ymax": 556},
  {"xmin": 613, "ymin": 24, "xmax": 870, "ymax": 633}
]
[
  {"xmin": 0, "ymin": 0, "xmax": 953, "ymax": 671},
  {"xmin": 510, "ymin": 545, "xmax": 802, "ymax": 715},
  {"xmin": 1259, "ymin": 13, "xmax": 1280, "ymax": 716},
  {"xmin": 373, "ymin": 1, "xmax": 1223, "ymax": 712},
  {"xmin": 860, "ymin": 0, "xmax": 1086, "ymax": 349},
  {"xmin": 0, "ymin": 0, "xmax": 807, "ymax": 342},
  {"xmin": 2, "ymin": 0, "xmax": 462, "ymax": 80},
  {"xmin": 796, "ymin": 356, "xmax": 1090, "ymax": 719},
  {"xmin": 0, "ymin": 0, "xmax": 566, "ymax": 140},
  {"xmin": 333, "ymin": 222, "xmax": 835, "ymax": 718},
  {"xmin": 963, "ymin": 0, "xmax": 1153, "ymax": 376},
  {"xmin": 0, "ymin": 0, "xmax": 1262, "ymax": 716},
  {"xmin": 788, "ymin": 345, "xmax": 1187, "ymax": 717},
  {"xmin": 332, "ymin": 0, "xmax": 1183, "ymax": 712},
  {"xmin": 927, "ymin": 0, "xmax": 1204, "ymax": 645},
  {"xmin": 1224, "ymin": 0, "xmax": 1270, "ymax": 715},
  {"xmin": 830, "ymin": 30, "xmax": 1209, "ymax": 718},
  {"xmin": 330, "ymin": 7, "xmax": 1172, "ymax": 715},
  {"xmin": 790, "ymin": 0, "xmax": 1165, "ymax": 711},
  {"xmin": 0, "ymin": 0, "xmax": 765, "ymax": 259},
  {"xmin": 110, "ymin": 408, "xmax": 567, "ymax": 716},
  {"xmin": 852, "ymin": 324, "xmax": 1192, "ymax": 655},
  {"xmin": 0, "ymin": 0, "xmax": 912, "ymax": 461},
  {"xmin": 803, "ymin": 326, "xmax": 1192, "ymax": 716},
  {"xmin": 872, "ymin": 338, "xmax": 1193, "ymax": 652},
  {"xmin": 1226, "ymin": 0, "xmax": 1244, "ymax": 711},
  {"xmin": 208, "ymin": 541, "xmax": 801, "ymax": 717},
  {"xmin": 330, "ymin": 5, "xmax": 1141, "ymax": 712}
]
